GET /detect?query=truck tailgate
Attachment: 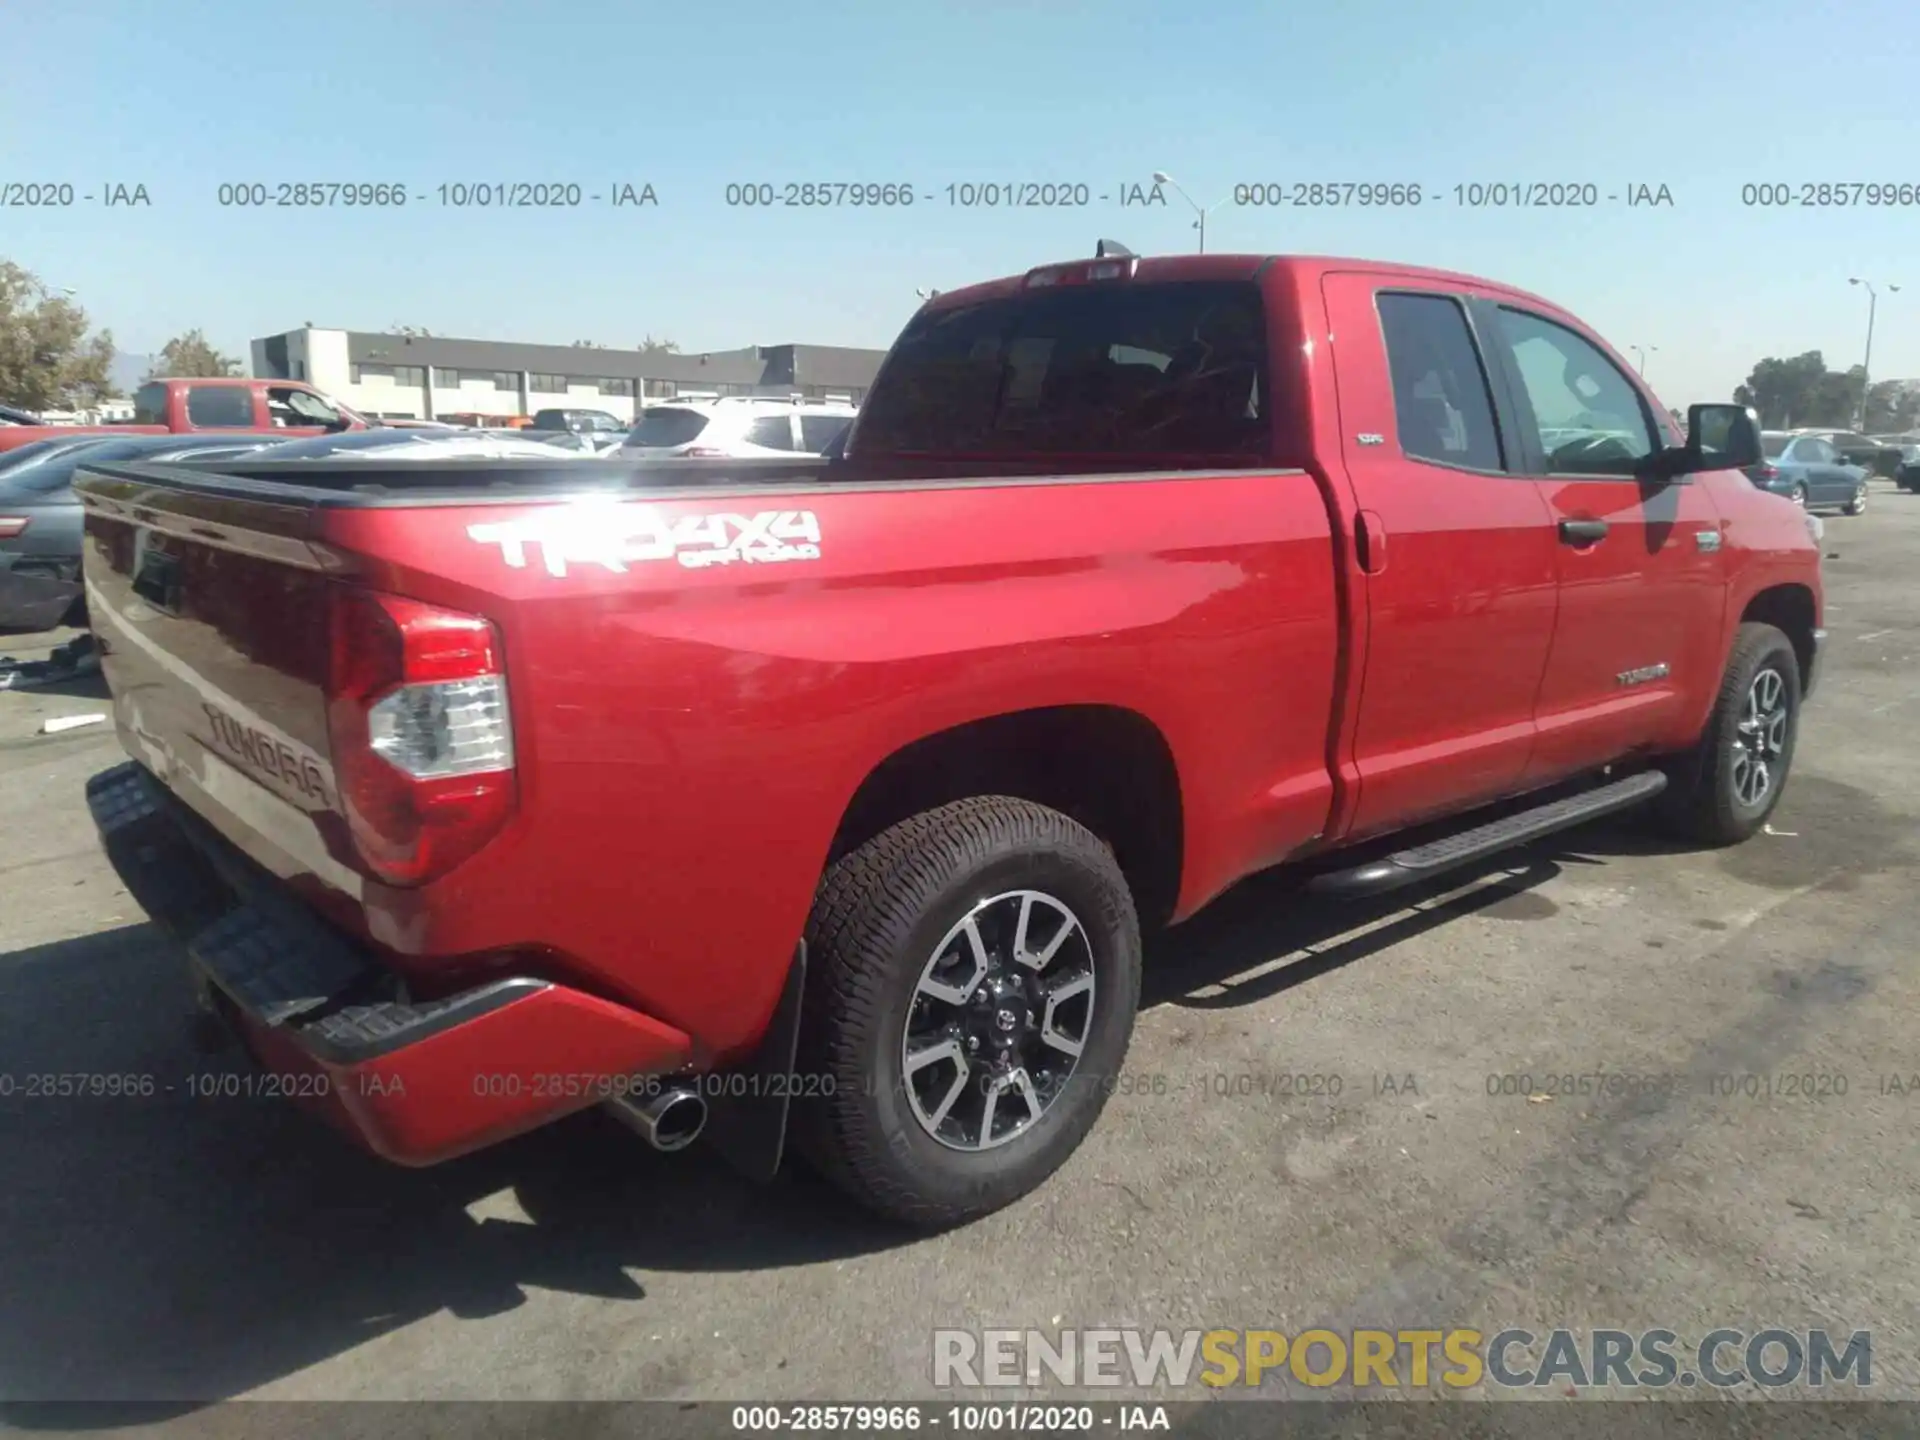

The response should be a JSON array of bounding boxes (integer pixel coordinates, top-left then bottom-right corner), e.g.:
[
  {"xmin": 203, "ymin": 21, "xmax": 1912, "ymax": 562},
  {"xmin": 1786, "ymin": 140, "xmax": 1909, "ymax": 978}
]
[{"xmin": 77, "ymin": 479, "xmax": 359, "ymax": 900}]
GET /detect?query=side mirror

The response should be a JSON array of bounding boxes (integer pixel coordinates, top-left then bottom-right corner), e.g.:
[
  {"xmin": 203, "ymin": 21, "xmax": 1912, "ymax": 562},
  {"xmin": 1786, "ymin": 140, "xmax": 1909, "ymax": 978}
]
[
  {"xmin": 1648, "ymin": 403, "xmax": 1761, "ymax": 479},
  {"xmin": 1686, "ymin": 403, "xmax": 1761, "ymax": 468}
]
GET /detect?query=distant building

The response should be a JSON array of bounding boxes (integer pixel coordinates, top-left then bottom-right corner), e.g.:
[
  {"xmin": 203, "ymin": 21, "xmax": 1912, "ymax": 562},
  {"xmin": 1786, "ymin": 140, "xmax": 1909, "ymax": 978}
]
[{"xmin": 249, "ymin": 328, "xmax": 888, "ymax": 422}]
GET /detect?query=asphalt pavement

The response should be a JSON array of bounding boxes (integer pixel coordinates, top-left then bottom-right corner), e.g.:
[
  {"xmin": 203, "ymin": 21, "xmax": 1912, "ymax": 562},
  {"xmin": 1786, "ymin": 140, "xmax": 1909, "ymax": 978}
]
[{"xmin": 0, "ymin": 483, "xmax": 1915, "ymax": 1413}]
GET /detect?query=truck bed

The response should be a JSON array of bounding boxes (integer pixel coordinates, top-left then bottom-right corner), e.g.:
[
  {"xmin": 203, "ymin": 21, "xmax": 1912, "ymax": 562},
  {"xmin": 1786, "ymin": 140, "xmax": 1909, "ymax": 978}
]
[{"xmin": 73, "ymin": 450, "xmax": 1342, "ymax": 1132}]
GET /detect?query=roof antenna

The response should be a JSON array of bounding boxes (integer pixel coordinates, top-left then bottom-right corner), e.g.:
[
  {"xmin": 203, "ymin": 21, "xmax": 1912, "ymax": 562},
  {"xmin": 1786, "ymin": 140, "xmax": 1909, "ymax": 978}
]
[{"xmin": 1094, "ymin": 239, "xmax": 1134, "ymax": 258}]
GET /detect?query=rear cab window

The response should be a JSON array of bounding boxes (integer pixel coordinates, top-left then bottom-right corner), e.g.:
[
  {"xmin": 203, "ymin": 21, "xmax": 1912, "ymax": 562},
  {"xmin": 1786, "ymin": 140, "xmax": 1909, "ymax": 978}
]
[
  {"xmin": 852, "ymin": 280, "xmax": 1270, "ymax": 461},
  {"xmin": 186, "ymin": 385, "xmax": 256, "ymax": 427}
]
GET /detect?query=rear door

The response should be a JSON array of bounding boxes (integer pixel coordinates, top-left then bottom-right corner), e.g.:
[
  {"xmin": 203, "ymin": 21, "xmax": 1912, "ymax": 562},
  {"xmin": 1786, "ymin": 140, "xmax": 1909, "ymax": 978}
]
[
  {"xmin": 1321, "ymin": 274, "xmax": 1561, "ymax": 838},
  {"xmin": 1476, "ymin": 302, "xmax": 1727, "ymax": 780}
]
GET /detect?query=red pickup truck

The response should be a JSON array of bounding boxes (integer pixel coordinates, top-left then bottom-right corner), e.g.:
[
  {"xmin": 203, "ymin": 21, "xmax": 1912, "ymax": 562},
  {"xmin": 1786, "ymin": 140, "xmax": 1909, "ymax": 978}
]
[
  {"xmin": 0, "ymin": 377, "xmax": 367, "ymax": 455},
  {"xmin": 76, "ymin": 248, "xmax": 1823, "ymax": 1228}
]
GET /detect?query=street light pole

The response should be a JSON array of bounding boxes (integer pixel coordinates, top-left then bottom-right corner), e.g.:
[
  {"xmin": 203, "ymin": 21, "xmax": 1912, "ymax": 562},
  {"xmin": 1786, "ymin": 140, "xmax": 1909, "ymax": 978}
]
[
  {"xmin": 1848, "ymin": 277, "xmax": 1901, "ymax": 429},
  {"xmin": 1151, "ymin": 171, "xmax": 1227, "ymax": 254},
  {"xmin": 1630, "ymin": 345, "xmax": 1658, "ymax": 379}
]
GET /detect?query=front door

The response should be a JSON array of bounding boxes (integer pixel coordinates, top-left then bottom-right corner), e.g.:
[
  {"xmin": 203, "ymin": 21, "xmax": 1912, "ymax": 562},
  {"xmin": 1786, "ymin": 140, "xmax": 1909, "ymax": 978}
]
[
  {"xmin": 1475, "ymin": 302, "xmax": 1728, "ymax": 781},
  {"xmin": 1321, "ymin": 275, "xmax": 1562, "ymax": 840}
]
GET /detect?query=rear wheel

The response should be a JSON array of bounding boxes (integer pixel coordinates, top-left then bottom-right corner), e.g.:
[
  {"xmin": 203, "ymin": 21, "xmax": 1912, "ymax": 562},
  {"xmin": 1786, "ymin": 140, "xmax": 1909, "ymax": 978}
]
[
  {"xmin": 1789, "ymin": 483, "xmax": 1809, "ymax": 507},
  {"xmin": 793, "ymin": 796, "xmax": 1142, "ymax": 1229},
  {"xmin": 1653, "ymin": 623, "xmax": 1801, "ymax": 846}
]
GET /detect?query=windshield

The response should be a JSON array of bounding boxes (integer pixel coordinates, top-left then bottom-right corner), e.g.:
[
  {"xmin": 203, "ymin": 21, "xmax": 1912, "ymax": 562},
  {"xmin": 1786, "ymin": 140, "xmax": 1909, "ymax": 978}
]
[
  {"xmin": 1761, "ymin": 435, "xmax": 1789, "ymax": 458},
  {"xmin": 854, "ymin": 280, "xmax": 1270, "ymax": 458},
  {"xmin": 625, "ymin": 408, "xmax": 713, "ymax": 447}
]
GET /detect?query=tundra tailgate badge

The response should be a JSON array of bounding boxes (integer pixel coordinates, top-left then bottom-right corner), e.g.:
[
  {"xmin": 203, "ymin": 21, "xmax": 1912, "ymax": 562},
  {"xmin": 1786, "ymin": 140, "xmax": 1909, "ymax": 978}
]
[{"xmin": 469, "ymin": 502, "xmax": 822, "ymax": 577}]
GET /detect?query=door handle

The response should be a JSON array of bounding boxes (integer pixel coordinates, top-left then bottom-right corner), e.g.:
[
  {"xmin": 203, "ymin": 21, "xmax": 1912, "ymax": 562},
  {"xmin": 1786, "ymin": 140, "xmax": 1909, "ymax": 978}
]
[
  {"xmin": 1355, "ymin": 509, "xmax": 1387, "ymax": 574},
  {"xmin": 1559, "ymin": 518, "xmax": 1609, "ymax": 546}
]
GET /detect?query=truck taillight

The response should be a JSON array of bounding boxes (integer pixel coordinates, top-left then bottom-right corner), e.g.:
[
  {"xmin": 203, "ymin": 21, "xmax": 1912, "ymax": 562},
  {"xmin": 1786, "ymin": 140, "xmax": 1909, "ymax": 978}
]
[
  {"xmin": 0, "ymin": 518, "xmax": 29, "ymax": 538},
  {"xmin": 326, "ymin": 587, "xmax": 515, "ymax": 887}
]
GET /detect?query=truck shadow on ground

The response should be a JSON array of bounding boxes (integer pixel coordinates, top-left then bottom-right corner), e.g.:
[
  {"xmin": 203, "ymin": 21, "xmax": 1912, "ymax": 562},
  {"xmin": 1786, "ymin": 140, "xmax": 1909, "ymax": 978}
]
[
  {"xmin": 1, "ymin": 776, "xmax": 1903, "ymax": 1413},
  {"xmin": 1143, "ymin": 770, "xmax": 1911, "ymax": 1011},
  {"xmin": 0, "ymin": 922, "xmax": 896, "ymax": 1410}
]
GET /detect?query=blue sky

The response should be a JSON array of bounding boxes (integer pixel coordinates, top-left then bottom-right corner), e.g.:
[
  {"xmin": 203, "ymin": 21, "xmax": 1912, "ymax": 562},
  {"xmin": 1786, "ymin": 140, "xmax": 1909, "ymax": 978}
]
[{"xmin": 4, "ymin": 0, "xmax": 1915, "ymax": 407}]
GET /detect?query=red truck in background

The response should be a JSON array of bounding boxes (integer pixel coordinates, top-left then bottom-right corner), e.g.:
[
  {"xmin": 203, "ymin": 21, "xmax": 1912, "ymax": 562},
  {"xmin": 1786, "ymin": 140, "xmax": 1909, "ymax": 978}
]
[
  {"xmin": 75, "ymin": 247, "xmax": 1824, "ymax": 1229},
  {"xmin": 0, "ymin": 376, "xmax": 367, "ymax": 455}
]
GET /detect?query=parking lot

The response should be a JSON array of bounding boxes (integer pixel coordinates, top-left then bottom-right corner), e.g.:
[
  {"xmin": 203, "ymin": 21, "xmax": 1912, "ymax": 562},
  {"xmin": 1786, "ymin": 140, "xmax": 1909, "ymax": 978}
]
[{"xmin": 0, "ymin": 481, "xmax": 1915, "ymax": 1408}]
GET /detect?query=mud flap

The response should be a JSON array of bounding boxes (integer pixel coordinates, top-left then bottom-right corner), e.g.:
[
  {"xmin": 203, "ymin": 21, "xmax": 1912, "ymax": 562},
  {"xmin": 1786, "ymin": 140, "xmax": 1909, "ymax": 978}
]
[{"xmin": 701, "ymin": 941, "xmax": 806, "ymax": 1184}]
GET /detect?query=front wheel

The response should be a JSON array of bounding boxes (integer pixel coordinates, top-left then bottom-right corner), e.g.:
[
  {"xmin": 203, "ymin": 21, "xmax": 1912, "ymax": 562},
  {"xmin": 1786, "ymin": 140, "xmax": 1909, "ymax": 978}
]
[
  {"xmin": 1843, "ymin": 482, "xmax": 1868, "ymax": 516},
  {"xmin": 792, "ymin": 796, "xmax": 1142, "ymax": 1229},
  {"xmin": 1653, "ymin": 623, "xmax": 1802, "ymax": 846}
]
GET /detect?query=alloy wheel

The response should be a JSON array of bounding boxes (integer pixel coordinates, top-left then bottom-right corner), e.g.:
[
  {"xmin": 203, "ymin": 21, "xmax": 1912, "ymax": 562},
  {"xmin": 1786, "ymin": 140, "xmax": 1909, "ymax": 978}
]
[
  {"xmin": 901, "ymin": 890, "xmax": 1096, "ymax": 1151},
  {"xmin": 1730, "ymin": 666, "xmax": 1790, "ymax": 809}
]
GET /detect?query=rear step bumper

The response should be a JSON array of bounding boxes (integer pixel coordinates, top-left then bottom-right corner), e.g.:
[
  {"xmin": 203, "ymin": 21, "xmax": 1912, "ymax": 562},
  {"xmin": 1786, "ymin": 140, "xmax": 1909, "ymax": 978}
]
[
  {"xmin": 86, "ymin": 761, "xmax": 695, "ymax": 1165},
  {"xmin": 1309, "ymin": 770, "xmax": 1669, "ymax": 898}
]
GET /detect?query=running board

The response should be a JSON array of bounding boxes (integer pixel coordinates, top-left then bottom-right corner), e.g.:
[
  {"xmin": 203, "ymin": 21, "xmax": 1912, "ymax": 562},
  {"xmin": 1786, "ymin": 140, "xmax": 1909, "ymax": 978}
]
[{"xmin": 1309, "ymin": 771, "xmax": 1668, "ymax": 899}]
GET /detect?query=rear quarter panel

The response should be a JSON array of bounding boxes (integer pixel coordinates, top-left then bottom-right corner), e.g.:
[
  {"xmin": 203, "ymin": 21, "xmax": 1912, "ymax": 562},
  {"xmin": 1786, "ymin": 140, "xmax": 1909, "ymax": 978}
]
[{"xmin": 319, "ymin": 473, "xmax": 1341, "ymax": 1060}]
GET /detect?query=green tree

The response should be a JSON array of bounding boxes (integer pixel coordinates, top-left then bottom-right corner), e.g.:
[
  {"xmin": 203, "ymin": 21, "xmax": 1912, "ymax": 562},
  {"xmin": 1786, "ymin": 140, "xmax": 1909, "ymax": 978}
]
[
  {"xmin": 0, "ymin": 261, "xmax": 120, "ymax": 412},
  {"xmin": 1732, "ymin": 351, "xmax": 1878, "ymax": 428},
  {"xmin": 146, "ymin": 328, "xmax": 241, "ymax": 379},
  {"xmin": 637, "ymin": 335, "xmax": 679, "ymax": 355},
  {"xmin": 1862, "ymin": 379, "xmax": 1920, "ymax": 434},
  {"xmin": 1733, "ymin": 351, "xmax": 1829, "ymax": 428}
]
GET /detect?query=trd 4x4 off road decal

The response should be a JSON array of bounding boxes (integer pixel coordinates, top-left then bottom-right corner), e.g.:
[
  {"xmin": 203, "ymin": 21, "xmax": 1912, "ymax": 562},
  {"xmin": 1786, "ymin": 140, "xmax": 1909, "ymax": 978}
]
[{"xmin": 468, "ymin": 503, "xmax": 821, "ymax": 576}]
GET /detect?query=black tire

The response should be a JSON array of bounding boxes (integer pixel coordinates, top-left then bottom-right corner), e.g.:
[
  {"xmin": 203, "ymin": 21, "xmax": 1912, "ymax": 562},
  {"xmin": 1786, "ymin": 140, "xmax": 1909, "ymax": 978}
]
[
  {"xmin": 1653, "ymin": 623, "xmax": 1802, "ymax": 846},
  {"xmin": 1843, "ymin": 482, "xmax": 1868, "ymax": 516},
  {"xmin": 1789, "ymin": 483, "xmax": 1809, "ymax": 507},
  {"xmin": 792, "ymin": 796, "xmax": 1142, "ymax": 1229}
]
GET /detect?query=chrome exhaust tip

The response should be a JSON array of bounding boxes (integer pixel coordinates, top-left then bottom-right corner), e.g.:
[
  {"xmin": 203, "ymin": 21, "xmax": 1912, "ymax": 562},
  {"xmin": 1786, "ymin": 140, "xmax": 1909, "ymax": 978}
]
[{"xmin": 606, "ymin": 1086, "xmax": 708, "ymax": 1152}]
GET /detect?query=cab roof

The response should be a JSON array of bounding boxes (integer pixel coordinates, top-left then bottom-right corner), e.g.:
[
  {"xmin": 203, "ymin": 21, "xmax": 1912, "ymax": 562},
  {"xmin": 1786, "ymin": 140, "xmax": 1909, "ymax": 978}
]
[{"xmin": 920, "ymin": 252, "xmax": 1570, "ymax": 316}]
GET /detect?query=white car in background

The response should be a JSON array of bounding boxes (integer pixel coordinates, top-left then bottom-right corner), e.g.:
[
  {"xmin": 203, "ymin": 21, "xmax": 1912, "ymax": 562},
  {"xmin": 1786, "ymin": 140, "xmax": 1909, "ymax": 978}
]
[{"xmin": 619, "ymin": 397, "xmax": 857, "ymax": 459}]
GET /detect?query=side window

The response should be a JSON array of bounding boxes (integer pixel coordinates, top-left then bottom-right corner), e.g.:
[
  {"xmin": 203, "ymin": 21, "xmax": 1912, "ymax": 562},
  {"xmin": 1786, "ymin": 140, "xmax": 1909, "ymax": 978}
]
[
  {"xmin": 1492, "ymin": 308, "xmax": 1656, "ymax": 475},
  {"xmin": 746, "ymin": 415, "xmax": 796, "ymax": 450},
  {"xmin": 267, "ymin": 387, "xmax": 341, "ymax": 427},
  {"xmin": 185, "ymin": 386, "xmax": 255, "ymax": 427},
  {"xmin": 1813, "ymin": 440, "xmax": 1837, "ymax": 464},
  {"xmin": 1376, "ymin": 292, "xmax": 1505, "ymax": 471},
  {"xmin": 800, "ymin": 414, "xmax": 851, "ymax": 452}
]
